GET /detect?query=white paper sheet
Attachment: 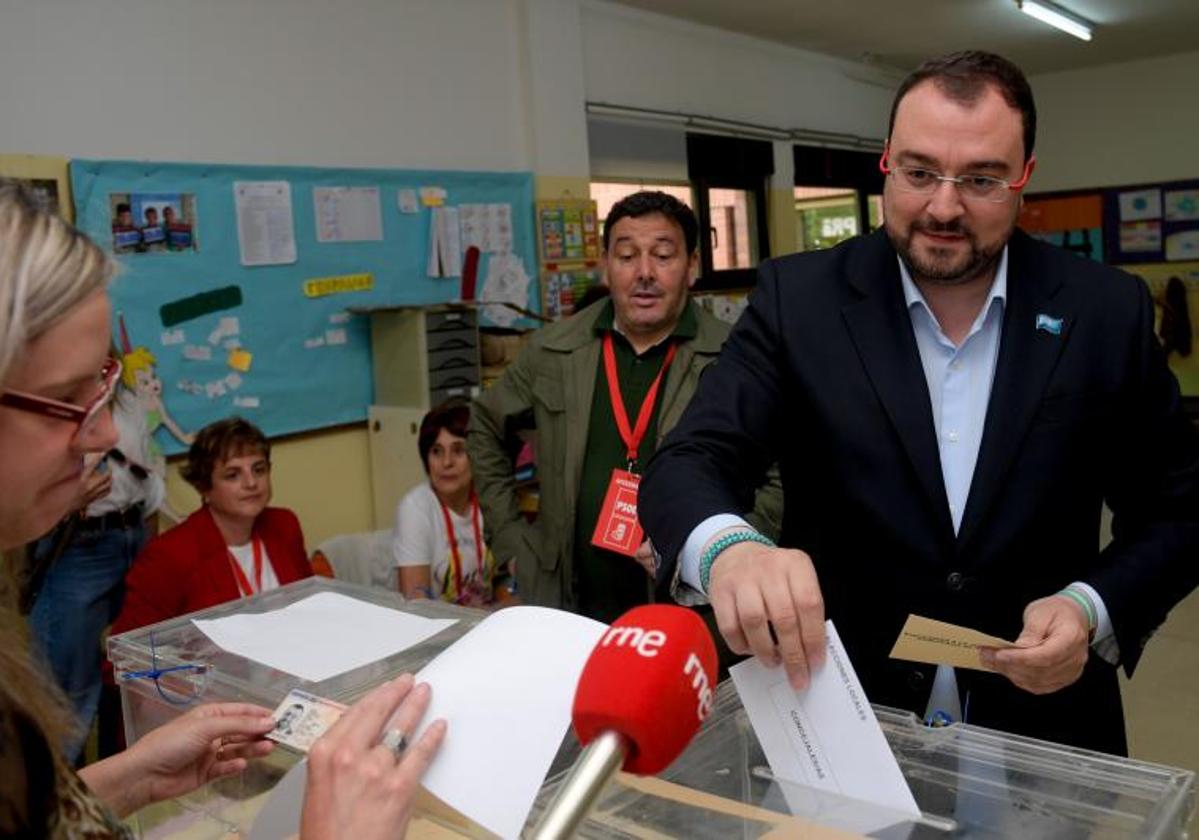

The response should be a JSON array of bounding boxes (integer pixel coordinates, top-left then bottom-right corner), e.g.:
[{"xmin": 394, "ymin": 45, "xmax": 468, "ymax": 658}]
[
  {"xmin": 235, "ymin": 181, "xmax": 297, "ymax": 266},
  {"xmin": 183, "ymin": 344, "xmax": 212, "ymax": 361},
  {"xmin": 458, "ymin": 202, "xmax": 514, "ymax": 254},
  {"xmin": 192, "ymin": 592, "xmax": 458, "ymax": 682},
  {"xmin": 731, "ymin": 621, "xmax": 920, "ymax": 833},
  {"xmin": 397, "ymin": 188, "xmax": 419, "ymax": 214},
  {"xmin": 412, "ymin": 606, "xmax": 607, "ymax": 840},
  {"xmin": 1118, "ymin": 188, "xmax": 1162, "ymax": 223},
  {"xmin": 481, "ymin": 254, "xmax": 530, "ymax": 327},
  {"xmin": 233, "ymin": 395, "xmax": 260, "ymax": 408},
  {"xmin": 437, "ymin": 206, "xmax": 463, "ymax": 277},
  {"xmin": 314, "ymin": 186, "xmax": 383, "ymax": 243},
  {"xmin": 160, "ymin": 328, "xmax": 185, "ymax": 346}
]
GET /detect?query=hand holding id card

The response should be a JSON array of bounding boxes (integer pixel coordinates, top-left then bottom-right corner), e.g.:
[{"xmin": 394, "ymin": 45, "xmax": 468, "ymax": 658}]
[{"xmin": 266, "ymin": 688, "xmax": 347, "ymax": 753}]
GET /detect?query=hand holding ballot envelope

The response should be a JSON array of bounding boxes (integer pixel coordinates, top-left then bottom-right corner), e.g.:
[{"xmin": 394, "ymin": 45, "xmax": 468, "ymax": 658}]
[{"xmin": 891, "ymin": 595, "xmax": 1093, "ymax": 695}]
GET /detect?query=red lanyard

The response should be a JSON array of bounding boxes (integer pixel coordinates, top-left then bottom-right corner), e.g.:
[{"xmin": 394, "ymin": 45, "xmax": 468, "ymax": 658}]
[
  {"xmin": 438, "ymin": 491, "xmax": 484, "ymax": 599},
  {"xmin": 227, "ymin": 537, "xmax": 264, "ymax": 597},
  {"xmin": 602, "ymin": 331, "xmax": 678, "ymax": 469}
]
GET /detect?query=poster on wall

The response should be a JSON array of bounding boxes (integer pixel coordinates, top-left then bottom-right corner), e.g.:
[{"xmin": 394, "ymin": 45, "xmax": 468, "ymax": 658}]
[
  {"xmin": 109, "ymin": 192, "xmax": 198, "ymax": 254},
  {"xmin": 1019, "ymin": 192, "xmax": 1104, "ymax": 262},
  {"xmin": 1104, "ymin": 178, "xmax": 1199, "ymax": 264},
  {"xmin": 0, "ymin": 154, "xmax": 72, "ymax": 221}
]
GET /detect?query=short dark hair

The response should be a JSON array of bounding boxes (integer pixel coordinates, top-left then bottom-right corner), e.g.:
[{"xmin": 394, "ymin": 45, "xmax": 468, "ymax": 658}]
[
  {"xmin": 602, "ymin": 191, "xmax": 698, "ymax": 255},
  {"xmin": 418, "ymin": 398, "xmax": 471, "ymax": 473},
  {"xmin": 888, "ymin": 51, "xmax": 1037, "ymax": 162},
  {"xmin": 182, "ymin": 416, "xmax": 271, "ymax": 491}
]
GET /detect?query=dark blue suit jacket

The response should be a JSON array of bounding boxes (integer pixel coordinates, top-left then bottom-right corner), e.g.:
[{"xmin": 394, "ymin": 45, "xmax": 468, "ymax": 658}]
[{"xmin": 641, "ymin": 228, "xmax": 1199, "ymax": 755}]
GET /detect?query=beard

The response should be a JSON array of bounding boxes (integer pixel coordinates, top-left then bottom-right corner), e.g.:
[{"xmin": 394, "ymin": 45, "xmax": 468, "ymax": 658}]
[{"xmin": 887, "ymin": 217, "xmax": 1005, "ymax": 287}]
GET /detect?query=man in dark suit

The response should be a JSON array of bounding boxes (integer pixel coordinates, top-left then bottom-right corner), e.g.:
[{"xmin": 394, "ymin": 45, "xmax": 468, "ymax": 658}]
[{"xmin": 640, "ymin": 51, "xmax": 1199, "ymax": 755}]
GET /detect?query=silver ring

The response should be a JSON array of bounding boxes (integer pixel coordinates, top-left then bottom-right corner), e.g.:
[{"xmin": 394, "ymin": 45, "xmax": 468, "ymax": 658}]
[{"xmin": 380, "ymin": 727, "xmax": 408, "ymax": 760}]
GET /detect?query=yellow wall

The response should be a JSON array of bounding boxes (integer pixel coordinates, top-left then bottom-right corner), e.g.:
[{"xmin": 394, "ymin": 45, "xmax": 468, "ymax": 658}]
[{"xmin": 164, "ymin": 423, "xmax": 375, "ymax": 550}]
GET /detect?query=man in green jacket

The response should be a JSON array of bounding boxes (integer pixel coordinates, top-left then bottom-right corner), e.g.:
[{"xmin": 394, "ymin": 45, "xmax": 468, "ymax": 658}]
[{"xmin": 469, "ymin": 191, "xmax": 780, "ymax": 622}]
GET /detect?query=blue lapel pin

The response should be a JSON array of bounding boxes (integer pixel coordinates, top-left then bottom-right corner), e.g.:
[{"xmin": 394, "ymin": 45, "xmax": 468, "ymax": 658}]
[{"xmin": 1035, "ymin": 313, "xmax": 1063, "ymax": 335}]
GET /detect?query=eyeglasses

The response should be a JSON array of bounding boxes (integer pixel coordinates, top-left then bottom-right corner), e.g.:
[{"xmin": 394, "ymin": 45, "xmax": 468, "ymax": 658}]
[
  {"xmin": 879, "ymin": 147, "xmax": 1034, "ymax": 203},
  {"xmin": 0, "ymin": 357, "xmax": 122, "ymax": 440}
]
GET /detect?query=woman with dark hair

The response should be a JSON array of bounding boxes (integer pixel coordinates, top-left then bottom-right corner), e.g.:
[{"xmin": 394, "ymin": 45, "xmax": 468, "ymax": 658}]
[
  {"xmin": 393, "ymin": 400, "xmax": 513, "ymax": 606},
  {"xmin": 112, "ymin": 416, "xmax": 313, "ymax": 633}
]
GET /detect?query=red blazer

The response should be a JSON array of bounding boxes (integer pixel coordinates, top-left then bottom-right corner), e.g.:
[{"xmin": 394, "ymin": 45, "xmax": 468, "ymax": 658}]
[{"xmin": 113, "ymin": 506, "xmax": 312, "ymax": 634}]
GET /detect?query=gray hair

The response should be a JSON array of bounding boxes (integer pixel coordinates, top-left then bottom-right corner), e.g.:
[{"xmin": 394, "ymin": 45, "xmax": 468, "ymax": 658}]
[{"xmin": 0, "ymin": 181, "xmax": 114, "ymax": 383}]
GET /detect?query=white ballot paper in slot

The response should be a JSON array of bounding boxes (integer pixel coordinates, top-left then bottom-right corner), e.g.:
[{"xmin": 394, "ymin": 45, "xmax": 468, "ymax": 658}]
[
  {"xmin": 731, "ymin": 621, "xmax": 920, "ymax": 834},
  {"xmin": 191, "ymin": 592, "xmax": 457, "ymax": 682}
]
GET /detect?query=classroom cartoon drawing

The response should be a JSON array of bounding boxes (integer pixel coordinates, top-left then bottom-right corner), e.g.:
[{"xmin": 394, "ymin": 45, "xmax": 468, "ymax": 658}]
[{"xmin": 118, "ymin": 314, "xmax": 195, "ymax": 457}]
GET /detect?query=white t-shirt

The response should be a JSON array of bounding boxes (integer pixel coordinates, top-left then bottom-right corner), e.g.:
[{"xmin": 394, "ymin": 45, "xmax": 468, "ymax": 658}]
[
  {"xmin": 228, "ymin": 539, "xmax": 281, "ymax": 595},
  {"xmin": 392, "ymin": 482, "xmax": 495, "ymax": 604}
]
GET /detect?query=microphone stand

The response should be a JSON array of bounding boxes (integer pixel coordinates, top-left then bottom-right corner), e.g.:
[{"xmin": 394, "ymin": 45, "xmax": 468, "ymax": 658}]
[{"xmin": 529, "ymin": 730, "xmax": 629, "ymax": 840}]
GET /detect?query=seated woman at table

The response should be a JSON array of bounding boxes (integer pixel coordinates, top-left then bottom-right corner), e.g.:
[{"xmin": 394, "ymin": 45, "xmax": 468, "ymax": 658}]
[
  {"xmin": 393, "ymin": 399, "xmax": 515, "ymax": 607},
  {"xmin": 112, "ymin": 417, "xmax": 313, "ymax": 633}
]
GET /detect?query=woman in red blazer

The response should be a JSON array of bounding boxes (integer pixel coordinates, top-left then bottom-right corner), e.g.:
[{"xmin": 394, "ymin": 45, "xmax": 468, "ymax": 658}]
[{"xmin": 113, "ymin": 417, "xmax": 312, "ymax": 633}]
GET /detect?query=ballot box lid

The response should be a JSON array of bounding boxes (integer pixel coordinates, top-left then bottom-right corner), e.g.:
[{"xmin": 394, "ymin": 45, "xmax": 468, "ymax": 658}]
[{"xmin": 108, "ymin": 576, "xmax": 483, "ymax": 710}]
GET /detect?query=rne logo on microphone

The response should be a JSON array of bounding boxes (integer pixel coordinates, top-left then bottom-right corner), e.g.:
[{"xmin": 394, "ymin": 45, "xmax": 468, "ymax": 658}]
[
  {"xmin": 600, "ymin": 625, "xmax": 667, "ymax": 657},
  {"xmin": 684, "ymin": 652, "xmax": 714, "ymax": 722}
]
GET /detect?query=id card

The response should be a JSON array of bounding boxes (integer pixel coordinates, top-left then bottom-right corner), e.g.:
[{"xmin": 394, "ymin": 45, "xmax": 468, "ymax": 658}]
[
  {"xmin": 590, "ymin": 468, "xmax": 643, "ymax": 557},
  {"xmin": 266, "ymin": 688, "xmax": 347, "ymax": 753}
]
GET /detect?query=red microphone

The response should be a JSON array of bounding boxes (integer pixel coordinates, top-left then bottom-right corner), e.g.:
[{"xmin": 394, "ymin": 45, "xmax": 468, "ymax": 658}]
[{"xmin": 531, "ymin": 605, "xmax": 718, "ymax": 839}]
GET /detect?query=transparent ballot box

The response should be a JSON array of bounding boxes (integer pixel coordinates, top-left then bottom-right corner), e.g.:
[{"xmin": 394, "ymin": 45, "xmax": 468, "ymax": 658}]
[
  {"xmin": 531, "ymin": 681, "xmax": 1196, "ymax": 839},
  {"xmin": 108, "ymin": 576, "xmax": 487, "ymax": 837},
  {"xmin": 111, "ymin": 577, "xmax": 1195, "ymax": 838}
]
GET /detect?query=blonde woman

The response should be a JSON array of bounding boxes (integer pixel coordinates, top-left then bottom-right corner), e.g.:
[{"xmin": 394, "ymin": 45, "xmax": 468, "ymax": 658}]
[{"xmin": 0, "ymin": 183, "xmax": 443, "ymax": 838}]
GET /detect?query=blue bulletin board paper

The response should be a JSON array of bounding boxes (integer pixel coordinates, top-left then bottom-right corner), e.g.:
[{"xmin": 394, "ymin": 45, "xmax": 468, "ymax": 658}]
[{"xmin": 72, "ymin": 160, "xmax": 536, "ymax": 455}]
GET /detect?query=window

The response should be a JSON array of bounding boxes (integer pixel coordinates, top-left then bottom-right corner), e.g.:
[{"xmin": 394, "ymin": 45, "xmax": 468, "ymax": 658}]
[
  {"xmin": 589, "ymin": 181, "xmax": 695, "ymax": 243},
  {"xmin": 794, "ymin": 187, "xmax": 883, "ymax": 253},
  {"xmin": 793, "ymin": 145, "xmax": 885, "ymax": 254}
]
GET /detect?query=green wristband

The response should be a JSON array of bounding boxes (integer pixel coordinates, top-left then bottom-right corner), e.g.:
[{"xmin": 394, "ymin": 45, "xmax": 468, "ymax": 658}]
[
  {"xmin": 699, "ymin": 530, "xmax": 776, "ymax": 594},
  {"xmin": 1058, "ymin": 586, "xmax": 1097, "ymax": 632}
]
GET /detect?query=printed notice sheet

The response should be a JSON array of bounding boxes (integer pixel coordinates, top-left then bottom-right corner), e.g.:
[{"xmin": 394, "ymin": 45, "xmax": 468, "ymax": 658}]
[
  {"xmin": 234, "ymin": 181, "xmax": 297, "ymax": 266},
  {"xmin": 314, "ymin": 186, "xmax": 383, "ymax": 243},
  {"xmin": 731, "ymin": 621, "xmax": 920, "ymax": 833}
]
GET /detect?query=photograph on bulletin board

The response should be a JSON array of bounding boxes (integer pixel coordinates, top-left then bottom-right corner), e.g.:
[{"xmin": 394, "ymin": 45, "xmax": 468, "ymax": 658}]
[
  {"xmin": 0, "ymin": 154, "xmax": 72, "ymax": 221},
  {"xmin": 1121, "ymin": 261, "xmax": 1199, "ymax": 396},
  {"xmin": 1019, "ymin": 192, "xmax": 1104, "ymax": 262},
  {"xmin": 110, "ymin": 191, "xmax": 198, "ymax": 254}
]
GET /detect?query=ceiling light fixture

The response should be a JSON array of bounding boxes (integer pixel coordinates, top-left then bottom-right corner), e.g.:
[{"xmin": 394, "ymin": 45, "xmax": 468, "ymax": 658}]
[{"xmin": 1017, "ymin": 0, "xmax": 1094, "ymax": 42}]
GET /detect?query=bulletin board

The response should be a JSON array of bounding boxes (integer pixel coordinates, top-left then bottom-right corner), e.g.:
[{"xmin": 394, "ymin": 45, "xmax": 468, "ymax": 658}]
[
  {"xmin": 1101, "ymin": 179, "xmax": 1199, "ymax": 265},
  {"xmin": 71, "ymin": 160, "xmax": 537, "ymax": 455}
]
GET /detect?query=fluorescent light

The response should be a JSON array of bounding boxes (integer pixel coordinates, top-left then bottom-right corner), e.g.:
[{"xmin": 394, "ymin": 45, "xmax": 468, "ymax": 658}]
[{"xmin": 1018, "ymin": 0, "xmax": 1093, "ymax": 41}]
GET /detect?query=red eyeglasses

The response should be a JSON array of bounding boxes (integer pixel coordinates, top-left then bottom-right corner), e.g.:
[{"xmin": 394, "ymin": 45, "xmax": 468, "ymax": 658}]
[
  {"xmin": 879, "ymin": 145, "xmax": 1034, "ymax": 203},
  {"xmin": 0, "ymin": 357, "xmax": 122, "ymax": 440}
]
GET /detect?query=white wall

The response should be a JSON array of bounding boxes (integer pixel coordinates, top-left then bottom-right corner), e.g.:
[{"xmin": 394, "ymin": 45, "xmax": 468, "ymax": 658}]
[
  {"xmin": 0, "ymin": 0, "xmax": 532, "ymax": 171},
  {"xmin": 580, "ymin": 1, "xmax": 893, "ymax": 145},
  {"xmin": 1028, "ymin": 50, "xmax": 1199, "ymax": 192}
]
